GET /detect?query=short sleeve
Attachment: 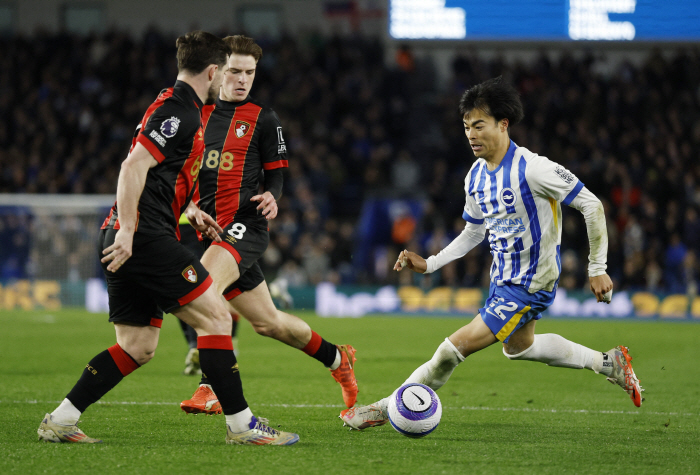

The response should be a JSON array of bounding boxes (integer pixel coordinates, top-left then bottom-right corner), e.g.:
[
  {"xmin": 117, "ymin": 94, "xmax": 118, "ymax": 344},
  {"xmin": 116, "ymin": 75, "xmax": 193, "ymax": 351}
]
[
  {"xmin": 260, "ymin": 109, "xmax": 288, "ymax": 170},
  {"xmin": 462, "ymin": 170, "xmax": 485, "ymax": 225},
  {"xmin": 136, "ymin": 100, "xmax": 196, "ymax": 163},
  {"xmin": 526, "ymin": 155, "xmax": 584, "ymax": 205}
]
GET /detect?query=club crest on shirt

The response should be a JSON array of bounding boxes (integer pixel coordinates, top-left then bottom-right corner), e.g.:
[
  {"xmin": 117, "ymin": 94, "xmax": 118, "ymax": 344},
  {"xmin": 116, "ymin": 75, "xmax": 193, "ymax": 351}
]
[
  {"xmin": 499, "ymin": 187, "xmax": 517, "ymax": 207},
  {"xmin": 235, "ymin": 120, "xmax": 250, "ymax": 138},
  {"xmin": 182, "ymin": 265, "xmax": 198, "ymax": 283},
  {"xmin": 160, "ymin": 116, "xmax": 181, "ymax": 138}
]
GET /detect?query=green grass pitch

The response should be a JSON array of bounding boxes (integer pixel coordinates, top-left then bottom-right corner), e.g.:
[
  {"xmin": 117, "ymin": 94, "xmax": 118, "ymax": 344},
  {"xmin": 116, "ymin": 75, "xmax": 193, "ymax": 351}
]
[{"xmin": 1, "ymin": 309, "xmax": 699, "ymax": 474}]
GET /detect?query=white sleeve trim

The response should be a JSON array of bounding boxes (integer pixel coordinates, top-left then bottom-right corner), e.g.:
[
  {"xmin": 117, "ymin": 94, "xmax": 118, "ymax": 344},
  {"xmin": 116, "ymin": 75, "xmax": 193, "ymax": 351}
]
[{"xmin": 424, "ymin": 222, "xmax": 485, "ymax": 274}]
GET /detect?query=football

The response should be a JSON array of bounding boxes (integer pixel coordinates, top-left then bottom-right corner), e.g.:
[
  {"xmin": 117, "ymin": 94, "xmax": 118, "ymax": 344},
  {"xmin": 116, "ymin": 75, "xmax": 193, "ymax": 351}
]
[{"xmin": 387, "ymin": 383, "xmax": 442, "ymax": 438}]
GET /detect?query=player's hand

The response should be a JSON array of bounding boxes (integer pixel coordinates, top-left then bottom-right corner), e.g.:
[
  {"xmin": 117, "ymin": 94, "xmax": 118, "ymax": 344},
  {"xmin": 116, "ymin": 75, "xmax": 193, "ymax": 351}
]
[
  {"xmin": 186, "ymin": 207, "xmax": 223, "ymax": 242},
  {"xmin": 393, "ymin": 249, "xmax": 427, "ymax": 273},
  {"xmin": 589, "ymin": 273, "xmax": 613, "ymax": 304},
  {"xmin": 101, "ymin": 229, "xmax": 134, "ymax": 273},
  {"xmin": 251, "ymin": 191, "xmax": 278, "ymax": 220}
]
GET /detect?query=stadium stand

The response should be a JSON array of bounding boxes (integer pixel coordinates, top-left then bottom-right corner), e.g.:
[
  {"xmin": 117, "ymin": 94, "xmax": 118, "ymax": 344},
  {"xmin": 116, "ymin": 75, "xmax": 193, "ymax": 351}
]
[{"xmin": 0, "ymin": 30, "xmax": 698, "ymax": 293}]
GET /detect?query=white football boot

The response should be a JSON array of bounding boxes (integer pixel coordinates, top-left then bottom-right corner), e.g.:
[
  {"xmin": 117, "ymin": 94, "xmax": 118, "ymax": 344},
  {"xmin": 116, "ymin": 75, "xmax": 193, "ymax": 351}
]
[{"xmin": 340, "ymin": 403, "xmax": 388, "ymax": 430}]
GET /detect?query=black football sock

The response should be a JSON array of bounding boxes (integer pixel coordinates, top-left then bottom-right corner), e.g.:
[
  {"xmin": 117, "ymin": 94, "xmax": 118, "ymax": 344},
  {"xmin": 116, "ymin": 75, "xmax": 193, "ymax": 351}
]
[
  {"xmin": 66, "ymin": 344, "xmax": 140, "ymax": 413},
  {"xmin": 197, "ymin": 335, "xmax": 248, "ymax": 415},
  {"xmin": 302, "ymin": 331, "xmax": 338, "ymax": 368}
]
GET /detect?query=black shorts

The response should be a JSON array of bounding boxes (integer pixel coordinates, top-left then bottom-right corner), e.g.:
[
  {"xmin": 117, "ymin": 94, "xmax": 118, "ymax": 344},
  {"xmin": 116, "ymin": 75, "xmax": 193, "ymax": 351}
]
[
  {"xmin": 204, "ymin": 220, "xmax": 268, "ymax": 300},
  {"xmin": 99, "ymin": 228, "xmax": 213, "ymax": 326}
]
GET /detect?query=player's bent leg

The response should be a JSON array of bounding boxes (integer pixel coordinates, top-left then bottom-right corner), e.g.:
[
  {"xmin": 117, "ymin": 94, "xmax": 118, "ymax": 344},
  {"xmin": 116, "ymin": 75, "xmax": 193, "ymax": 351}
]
[
  {"xmin": 342, "ymin": 336, "xmax": 465, "ymax": 430},
  {"xmin": 374, "ymin": 317, "xmax": 493, "ymax": 416},
  {"xmin": 229, "ymin": 282, "xmax": 310, "ymax": 347},
  {"xmin": 342, "ymin": 315, "xmax": 496, "ymax": 430},
  {"xmin": 230, "ymin": 281, "xmax": 358, "ymax": 407},
  {"xmin": 503, "ymin": 325, "xmax": 643, "ymax": 406},
  {"xmin": 200, "ymin": 245, "xmax": 241, "ymax": 296},
  {"xmin": 504, "ymin": 330, "xmax": 600, "ymax": 370},
  {"xmin": 448, "ymin": 314, "xmax": 499, "ymax": 358}
]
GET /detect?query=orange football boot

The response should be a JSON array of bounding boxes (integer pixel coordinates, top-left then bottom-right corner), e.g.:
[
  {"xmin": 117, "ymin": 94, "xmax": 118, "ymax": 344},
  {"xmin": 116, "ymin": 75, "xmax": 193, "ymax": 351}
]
[
  {"xmin": 180, "ymin": 385, "xmax": 223, "ymax": 415},
  {"xmin": 605, "ymin": 346, "xmax": 644, "ymax": 407},
  {"xmin": 330, "ymin": 345, "xmax": 359, "ymax": 408}
]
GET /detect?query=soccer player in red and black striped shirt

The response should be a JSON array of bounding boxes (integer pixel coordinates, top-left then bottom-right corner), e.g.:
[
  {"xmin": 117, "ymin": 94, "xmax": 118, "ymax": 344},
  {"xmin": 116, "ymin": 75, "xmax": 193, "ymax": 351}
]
[
  {"xmin": 180, "ymin": 36, "xmax": 359, "ymax": 415},
  {"xmin": 38, "ymin": 31, "xmax": 299, "ymax": 446}
]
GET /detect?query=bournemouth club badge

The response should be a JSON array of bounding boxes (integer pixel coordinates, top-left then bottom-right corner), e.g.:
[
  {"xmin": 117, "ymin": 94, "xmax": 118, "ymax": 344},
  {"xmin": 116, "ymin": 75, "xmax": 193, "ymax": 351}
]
[
  {"xmin": 182, "ymin": 265, "xmax": 198, "ymax": 283},
  {"xmin": 235, "ymin": 120, "xmax": 250, "ymax": 138}
]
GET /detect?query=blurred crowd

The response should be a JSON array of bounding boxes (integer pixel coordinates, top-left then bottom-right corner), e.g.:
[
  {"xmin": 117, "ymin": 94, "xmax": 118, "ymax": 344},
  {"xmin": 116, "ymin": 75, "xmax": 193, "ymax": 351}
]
[{"xmin": 1, "ymin": 30, "xmax": 698, "ymax": 294}]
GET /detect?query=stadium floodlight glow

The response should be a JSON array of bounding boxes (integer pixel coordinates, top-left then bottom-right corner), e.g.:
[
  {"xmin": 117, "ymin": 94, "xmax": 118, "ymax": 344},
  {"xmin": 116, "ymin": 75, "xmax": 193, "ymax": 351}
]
[
  {"xmin": 569, "ymin": 0, "xmax": 636, "ymax": 40},
  {"xmin": 389, "ymin": 0, "xmax": 466, "ymax": 39}
]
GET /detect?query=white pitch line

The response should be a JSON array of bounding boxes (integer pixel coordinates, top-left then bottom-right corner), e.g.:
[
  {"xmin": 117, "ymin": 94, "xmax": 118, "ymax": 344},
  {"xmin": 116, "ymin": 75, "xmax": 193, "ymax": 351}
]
[{"xmin": 1, "ymin": 400, "xmax": 696, "ymax": 417}]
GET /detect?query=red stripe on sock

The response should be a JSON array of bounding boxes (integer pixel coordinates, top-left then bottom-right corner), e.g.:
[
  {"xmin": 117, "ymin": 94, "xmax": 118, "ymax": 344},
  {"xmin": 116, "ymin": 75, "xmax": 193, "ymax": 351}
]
[
  {"xmin": 231, "ymin": 312, "xmax": 240, "ymax": 322},
  {"xmin": 107, "ymin": 344, "xmax": 140, "ymax": 376},
  {"xmin": 197, "ymin": 335, "xmax": 233, "ymax": 350},
  {"xmin": 149, "ymin": 318, "xmax": 163, "ymax": 328},
  {"xmin": 302, "ymin": 331, "xmax": 323, "ymax": 356}
]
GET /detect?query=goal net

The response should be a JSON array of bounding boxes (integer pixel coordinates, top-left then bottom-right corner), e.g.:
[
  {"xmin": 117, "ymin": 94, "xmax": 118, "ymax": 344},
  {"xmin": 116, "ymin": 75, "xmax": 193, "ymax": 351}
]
[{"xmin": 0, "ymin": 194, "xmax": 114, "ymax": 310}]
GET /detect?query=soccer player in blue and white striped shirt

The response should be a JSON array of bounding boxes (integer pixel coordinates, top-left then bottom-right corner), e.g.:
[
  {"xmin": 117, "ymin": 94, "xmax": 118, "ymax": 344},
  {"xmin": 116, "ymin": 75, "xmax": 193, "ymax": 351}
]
[{"xmin": 340, "ymin": 77, "xmax": 643, "ymax": 431}]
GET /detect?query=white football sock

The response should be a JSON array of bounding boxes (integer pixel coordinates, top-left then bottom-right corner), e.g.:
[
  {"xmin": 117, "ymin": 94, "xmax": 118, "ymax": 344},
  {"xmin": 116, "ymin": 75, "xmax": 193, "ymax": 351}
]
[
  {"xmin": 378, "ymin": 395, "xmax": 391, "ymax": 413},
  {"xmin": 504, "ymin": 333, "xmax": 600, "ymax": 371},
  {"xmin": 329, "ymin": 349, "xmax": 341, "ymax": 371},
  {"xmin": 402, "ymin": 338, "xmax": 465, "ymax": 391},
  {"xmin": 225, "ymin": 407, "xmax": 254, "ymax": 433},
  {"xmin": 378, "ymin": 338, "xmax": 465, "ymax": 413},
  {"xmin": 51, "ymin": 398, "xmax": 81, "ymax": 425}
]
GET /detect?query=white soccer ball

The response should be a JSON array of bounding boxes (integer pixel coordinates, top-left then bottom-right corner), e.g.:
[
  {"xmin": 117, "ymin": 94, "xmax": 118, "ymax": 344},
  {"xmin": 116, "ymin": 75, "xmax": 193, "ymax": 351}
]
[{"xmin": 387, "ymin": 383, "xmax": 442, "ymax": 438}]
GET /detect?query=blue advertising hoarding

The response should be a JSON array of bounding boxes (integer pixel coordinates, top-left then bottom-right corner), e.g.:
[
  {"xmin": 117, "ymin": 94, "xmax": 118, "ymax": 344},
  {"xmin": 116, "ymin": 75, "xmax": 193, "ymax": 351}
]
[{"xmin": 389, "ymin": 0, "xmax": 700, "ymax": 41}]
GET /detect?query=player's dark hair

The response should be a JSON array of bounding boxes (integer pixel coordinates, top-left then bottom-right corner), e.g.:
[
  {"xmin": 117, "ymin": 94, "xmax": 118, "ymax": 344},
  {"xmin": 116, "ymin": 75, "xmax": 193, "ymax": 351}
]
[
  {"xmin": 459, "ymin": 76, "xmax": 524, "ymax": 127},
  {"xmin": 175, "ymin": 30, "xmax": 229, "ymax": 74},
  {"xmin": 223, "ymin": 35, "xmax": 263, "ymax": 63}
]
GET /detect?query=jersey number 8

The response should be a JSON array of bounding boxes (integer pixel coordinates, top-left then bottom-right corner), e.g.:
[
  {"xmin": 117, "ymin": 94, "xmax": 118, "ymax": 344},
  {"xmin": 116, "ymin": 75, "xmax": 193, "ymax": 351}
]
[
  {"xmin": 205, "ymin": 150, "xmax": 234, "ymax": 171},
  {"xmin": 228, "ymin": 223, "xmax": 247, "ymax": 239}
]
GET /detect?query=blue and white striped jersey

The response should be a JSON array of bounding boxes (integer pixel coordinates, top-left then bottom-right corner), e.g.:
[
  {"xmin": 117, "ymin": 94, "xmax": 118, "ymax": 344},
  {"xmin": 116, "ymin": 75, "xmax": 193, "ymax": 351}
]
[{"xmin": 463, "ymin": 140, "xmax": 584, "ymax": 293}]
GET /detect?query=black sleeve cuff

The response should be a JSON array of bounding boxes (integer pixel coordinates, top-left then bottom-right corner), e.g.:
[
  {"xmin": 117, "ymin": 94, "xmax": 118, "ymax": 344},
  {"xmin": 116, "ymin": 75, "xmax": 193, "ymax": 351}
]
[{"xmin": 263, "ymin": 168, "xmax": 284, "ymax": 200}]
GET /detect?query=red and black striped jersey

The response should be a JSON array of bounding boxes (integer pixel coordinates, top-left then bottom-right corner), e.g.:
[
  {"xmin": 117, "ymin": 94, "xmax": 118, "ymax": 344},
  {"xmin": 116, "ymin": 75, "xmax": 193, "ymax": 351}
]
[
  {"xmin": 196, "ymin": 95, "xmax": 288, "ymax": 229},
  {"xmin": 101, "ymin": 80, "xmax": 205, "ymax": 239}
]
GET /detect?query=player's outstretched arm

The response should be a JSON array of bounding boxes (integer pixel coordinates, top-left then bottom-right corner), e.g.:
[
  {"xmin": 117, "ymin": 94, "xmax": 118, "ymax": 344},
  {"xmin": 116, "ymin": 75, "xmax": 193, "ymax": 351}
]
[
  {"xmin": 394, "ymin": 250, "xmax": 427, "ymax": 273},
  {"xmin": 101, "ymin": 142, "xmax": 158, "ymax": 272},
  {"xmin": 566, "ymin": 187, "xmax": 612, "ymax": 303},
  {"xmin": 185, "ymin": 201, "xmax": 223, "ymax": 242}
]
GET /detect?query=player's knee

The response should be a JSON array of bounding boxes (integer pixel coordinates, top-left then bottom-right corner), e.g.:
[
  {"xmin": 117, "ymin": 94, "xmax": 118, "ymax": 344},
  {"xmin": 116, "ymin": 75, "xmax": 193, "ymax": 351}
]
[
  {"xmin": 208, "ymin": 308, "xmax": 233, "ymax": 335},
  {"xmin": 121, "ymin": 344, "xmax": 156, "ymax": 365},
  {"xmin": 503, "ymin": 340, "xmax": 535, "ymax": 360}
]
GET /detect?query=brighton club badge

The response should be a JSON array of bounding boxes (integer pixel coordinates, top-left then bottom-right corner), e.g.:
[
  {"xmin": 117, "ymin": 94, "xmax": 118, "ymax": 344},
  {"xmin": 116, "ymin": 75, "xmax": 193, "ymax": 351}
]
[
  {"xmin": 235, "ymin": 120, "xmax": 250, "ymax": 138},
  {"xmin": 160, "ymin": 116, "xmax": 181, "ymax": 138},
  {"xmin": 182, "ymin": 265, "xmax": 198, "ymax": 283}
]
